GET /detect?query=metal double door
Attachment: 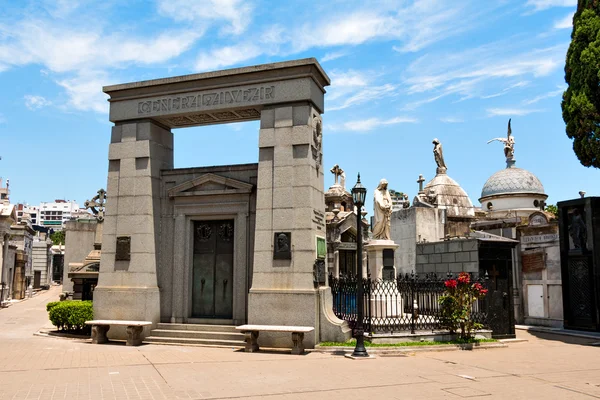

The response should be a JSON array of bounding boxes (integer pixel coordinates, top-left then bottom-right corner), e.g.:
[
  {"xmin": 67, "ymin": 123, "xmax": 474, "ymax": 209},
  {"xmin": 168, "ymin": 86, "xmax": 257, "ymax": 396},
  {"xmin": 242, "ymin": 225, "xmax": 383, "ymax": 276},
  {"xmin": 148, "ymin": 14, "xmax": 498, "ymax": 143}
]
[{"xmin": 192, "ymin": 220, "xmax": 234, "ymax": 319}]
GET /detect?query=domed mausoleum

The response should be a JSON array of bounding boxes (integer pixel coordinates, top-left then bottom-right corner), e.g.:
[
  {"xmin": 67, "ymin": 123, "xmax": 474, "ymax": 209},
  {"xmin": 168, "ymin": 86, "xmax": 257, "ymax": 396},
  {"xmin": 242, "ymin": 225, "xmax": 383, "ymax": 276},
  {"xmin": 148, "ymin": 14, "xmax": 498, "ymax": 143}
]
[
  {"xmin": 479, "ymin": 123, "xmax": 547, "ymax": 218},
  {"xmin": 413, "ymin": 138, "xmax": 475, "ymax": 237}
]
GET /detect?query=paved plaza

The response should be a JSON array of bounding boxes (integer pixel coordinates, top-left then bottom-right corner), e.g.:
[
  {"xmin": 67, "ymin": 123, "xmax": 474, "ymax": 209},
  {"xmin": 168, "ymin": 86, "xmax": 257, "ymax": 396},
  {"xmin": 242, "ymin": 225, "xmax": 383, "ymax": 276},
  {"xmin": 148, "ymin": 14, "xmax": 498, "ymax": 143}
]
[{"xmin": 0, "ymin": 286, "xmax": 599, "ymax": 399}]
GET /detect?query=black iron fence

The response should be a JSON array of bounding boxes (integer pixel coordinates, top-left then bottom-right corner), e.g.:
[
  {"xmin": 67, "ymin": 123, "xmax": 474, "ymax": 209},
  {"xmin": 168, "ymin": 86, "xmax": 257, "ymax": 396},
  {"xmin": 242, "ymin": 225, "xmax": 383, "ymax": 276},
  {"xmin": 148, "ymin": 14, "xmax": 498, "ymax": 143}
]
[{"xmin": 329, "ymin": 273, "xmax": 488, "ymax": 334}]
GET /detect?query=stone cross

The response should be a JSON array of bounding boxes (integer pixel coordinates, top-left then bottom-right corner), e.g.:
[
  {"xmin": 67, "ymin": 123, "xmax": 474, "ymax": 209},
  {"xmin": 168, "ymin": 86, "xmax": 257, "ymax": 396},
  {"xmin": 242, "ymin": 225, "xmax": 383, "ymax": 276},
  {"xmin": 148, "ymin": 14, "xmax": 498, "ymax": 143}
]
[
  {"xmin": 417, "ymin": 174, "xmax": 425, "ymax": 194},
  {"xmin": 84, "ymin": 189, "xmax": 106, "ymax": 223},
  {"xmin": 330, "ymin": 164, "xmax": 344, "ymax": 186},
  {"xmin": 488, "ymin": 265, "xmax": 500, "ymax": 289},
  {"xmin": 84, "ymin": 189, "xmax": 107, "ymax": 250}
]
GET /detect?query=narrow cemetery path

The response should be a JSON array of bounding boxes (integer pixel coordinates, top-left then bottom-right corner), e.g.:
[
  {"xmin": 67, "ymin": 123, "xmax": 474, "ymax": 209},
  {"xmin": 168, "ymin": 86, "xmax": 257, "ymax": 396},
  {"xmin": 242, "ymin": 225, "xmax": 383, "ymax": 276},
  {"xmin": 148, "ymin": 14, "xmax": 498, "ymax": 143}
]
[{"xmin": 0, "ymin": 289, "xmax": 599, "ymax": 399}]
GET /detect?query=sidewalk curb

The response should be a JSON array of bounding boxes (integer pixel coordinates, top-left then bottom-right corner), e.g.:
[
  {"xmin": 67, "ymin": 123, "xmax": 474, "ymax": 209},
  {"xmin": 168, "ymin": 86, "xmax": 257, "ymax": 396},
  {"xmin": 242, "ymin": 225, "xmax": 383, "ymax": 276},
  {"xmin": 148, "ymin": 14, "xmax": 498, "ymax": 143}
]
[
  {"xmin": 34, "ymin": 329, "xmax": 91, "ymax": 342},
  {"xmin": 516, "ymin": 325, "xmax": 600, "ymax": 341},
  {"xmin": 313, "ymin": 342, "xmax": 507, "ymax": 355}
]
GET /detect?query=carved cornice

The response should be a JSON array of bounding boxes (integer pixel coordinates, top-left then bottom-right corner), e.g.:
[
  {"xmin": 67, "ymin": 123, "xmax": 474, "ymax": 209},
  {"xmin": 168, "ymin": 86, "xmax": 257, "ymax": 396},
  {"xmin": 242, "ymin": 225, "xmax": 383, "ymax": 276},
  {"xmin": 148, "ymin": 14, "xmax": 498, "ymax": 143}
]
[{"xmin": 168, "ymin": 173, "xmax": 254, "ymax": 198}]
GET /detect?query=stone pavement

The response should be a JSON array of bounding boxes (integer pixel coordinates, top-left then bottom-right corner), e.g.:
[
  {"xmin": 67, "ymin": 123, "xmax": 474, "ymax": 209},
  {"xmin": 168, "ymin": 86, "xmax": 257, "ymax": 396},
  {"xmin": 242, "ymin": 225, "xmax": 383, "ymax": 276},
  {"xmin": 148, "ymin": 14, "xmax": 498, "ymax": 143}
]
[{"xmin": 1, "ymin": 286, "xmax": 600, "ymax": 400}]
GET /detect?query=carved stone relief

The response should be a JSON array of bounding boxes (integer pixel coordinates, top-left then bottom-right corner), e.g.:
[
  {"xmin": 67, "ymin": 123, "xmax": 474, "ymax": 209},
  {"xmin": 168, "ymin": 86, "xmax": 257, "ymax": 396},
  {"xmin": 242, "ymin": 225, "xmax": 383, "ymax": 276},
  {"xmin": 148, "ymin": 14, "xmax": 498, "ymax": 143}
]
[{"xmin": 311, "ymin": 113, "xmax": 323, "ymax": 170}]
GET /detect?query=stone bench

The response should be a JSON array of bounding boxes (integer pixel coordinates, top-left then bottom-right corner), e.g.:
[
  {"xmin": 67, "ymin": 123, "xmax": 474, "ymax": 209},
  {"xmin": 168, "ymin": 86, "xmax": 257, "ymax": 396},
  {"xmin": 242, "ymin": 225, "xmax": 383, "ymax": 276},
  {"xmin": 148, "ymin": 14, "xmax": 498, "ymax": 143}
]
[
  {"xmin": 235, "ymin": 325, "xmax": 314, "ymax": 355},
  {"xmin": 85, "ymin": 320, "xmax": 152, "ymax": 346}
]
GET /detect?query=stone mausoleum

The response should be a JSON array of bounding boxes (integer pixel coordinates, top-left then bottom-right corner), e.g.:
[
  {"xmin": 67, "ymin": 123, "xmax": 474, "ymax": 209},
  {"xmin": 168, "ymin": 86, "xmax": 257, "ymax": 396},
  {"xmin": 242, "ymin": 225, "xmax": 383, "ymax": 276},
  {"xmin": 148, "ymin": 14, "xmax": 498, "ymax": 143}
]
[{"xmin": 94, "ymin": 59, "xmax": 350, "ymax": 348}]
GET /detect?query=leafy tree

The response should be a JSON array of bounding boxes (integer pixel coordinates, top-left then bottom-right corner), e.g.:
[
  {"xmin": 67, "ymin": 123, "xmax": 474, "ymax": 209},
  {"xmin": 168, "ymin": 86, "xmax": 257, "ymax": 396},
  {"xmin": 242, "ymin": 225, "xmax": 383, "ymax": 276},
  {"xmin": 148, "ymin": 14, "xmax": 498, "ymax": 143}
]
[
  {"xmin": 562, "ymin": 1, "xmax": 600, "ymax": 168},
  {"xmin": 545, "ymin": 204, "xmax": 558, "ymax": 217},
  {"xmin": 50, "ymin": 230, "xmax": 65, "ymax": 246}
]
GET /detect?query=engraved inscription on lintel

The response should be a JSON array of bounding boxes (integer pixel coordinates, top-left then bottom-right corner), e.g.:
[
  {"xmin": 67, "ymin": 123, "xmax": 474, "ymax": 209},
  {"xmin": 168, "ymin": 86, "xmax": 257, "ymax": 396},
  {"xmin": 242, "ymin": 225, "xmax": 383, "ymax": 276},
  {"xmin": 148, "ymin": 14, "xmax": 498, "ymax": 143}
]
[{"xmin": 137, "ymin": 86, "xmax": 275, "ymax": 115}]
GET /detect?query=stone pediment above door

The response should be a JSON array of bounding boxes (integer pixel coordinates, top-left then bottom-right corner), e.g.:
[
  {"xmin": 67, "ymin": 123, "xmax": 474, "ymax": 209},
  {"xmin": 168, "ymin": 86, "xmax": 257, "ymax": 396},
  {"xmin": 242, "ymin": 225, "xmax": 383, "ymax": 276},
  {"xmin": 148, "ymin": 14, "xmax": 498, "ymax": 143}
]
[{"xmin": 168, "ymin": 173, "xmax": 253, "ymax": 198}]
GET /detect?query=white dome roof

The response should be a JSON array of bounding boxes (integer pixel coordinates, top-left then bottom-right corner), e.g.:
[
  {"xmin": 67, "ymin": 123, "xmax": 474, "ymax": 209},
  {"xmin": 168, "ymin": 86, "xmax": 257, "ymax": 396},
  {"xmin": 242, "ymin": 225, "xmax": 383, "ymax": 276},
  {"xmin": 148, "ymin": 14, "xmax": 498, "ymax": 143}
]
[
  {"xmin": 424, "ymin": 173, "xmax": 475, "ymax": 218},
  {"xmin": 480, "ymin": 166, "xmax": 545, "ymax": 199}
]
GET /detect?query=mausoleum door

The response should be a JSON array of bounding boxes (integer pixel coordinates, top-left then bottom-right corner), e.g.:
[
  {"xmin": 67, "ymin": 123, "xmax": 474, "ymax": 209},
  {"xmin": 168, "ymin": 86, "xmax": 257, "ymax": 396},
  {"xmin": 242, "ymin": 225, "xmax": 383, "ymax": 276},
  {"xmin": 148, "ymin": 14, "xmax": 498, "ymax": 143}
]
[
  {"xmin": 339, "ymin": 250, "xmax": 356, "ymax": 276},
  {"xmin": 192, "ymin": 220, "xmax": 234, "ymax": 319},
  {"xmin": 479, "ymin": 246, "xmax": 515, "ymax": 339}
]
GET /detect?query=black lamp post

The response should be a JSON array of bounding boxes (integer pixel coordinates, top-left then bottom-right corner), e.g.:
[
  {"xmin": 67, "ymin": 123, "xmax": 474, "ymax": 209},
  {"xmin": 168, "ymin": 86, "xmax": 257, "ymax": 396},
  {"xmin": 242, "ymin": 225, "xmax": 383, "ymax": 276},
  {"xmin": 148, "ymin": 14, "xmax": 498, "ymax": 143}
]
[{"xmin": 351, "ymin": 173, "xmax": 368, "ymax": 357}]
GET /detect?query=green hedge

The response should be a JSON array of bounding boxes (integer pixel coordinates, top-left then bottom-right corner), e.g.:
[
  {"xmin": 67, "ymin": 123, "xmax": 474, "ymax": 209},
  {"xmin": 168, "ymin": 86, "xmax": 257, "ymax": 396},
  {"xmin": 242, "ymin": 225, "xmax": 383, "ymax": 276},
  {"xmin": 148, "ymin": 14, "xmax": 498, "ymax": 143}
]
[
  {"xmin": 46, "ymin": 301, "xmax": 61, "ymax": 312},
  {"xmin": 48, "ymin": 301, "xmax": 93, "ymax": 331}
]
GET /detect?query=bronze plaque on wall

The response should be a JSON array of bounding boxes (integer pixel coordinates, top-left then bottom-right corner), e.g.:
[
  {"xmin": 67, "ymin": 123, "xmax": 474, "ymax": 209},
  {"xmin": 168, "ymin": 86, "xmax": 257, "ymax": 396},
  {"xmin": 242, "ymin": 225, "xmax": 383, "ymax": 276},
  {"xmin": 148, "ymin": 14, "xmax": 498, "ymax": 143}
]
[
  {"xmin": 116, "ymin": 236, "xmax": 131, "ymax": 261},
  {"xmin": 273, "ymin": 232, "xmax": 291, "ymax": 260},
  {"xmin": 522, "ymin": 250, "xmax": 545, "ymax": 272}
]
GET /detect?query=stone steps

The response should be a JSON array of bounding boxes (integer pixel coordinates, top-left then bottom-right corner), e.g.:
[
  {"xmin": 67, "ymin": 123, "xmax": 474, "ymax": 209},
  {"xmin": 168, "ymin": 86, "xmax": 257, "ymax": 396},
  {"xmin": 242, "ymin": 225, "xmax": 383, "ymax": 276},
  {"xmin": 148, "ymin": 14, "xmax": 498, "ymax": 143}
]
[
  {"xmin": 156, "ymin": 323, "xmax": 239, "ymax": 333},
  {"xmin": 145, "ymin": 323, "xmax": 245, "ymax": 347},
  {"xmin": 149, "ymin": 329, "xmax": 244, "ymax": 341}
]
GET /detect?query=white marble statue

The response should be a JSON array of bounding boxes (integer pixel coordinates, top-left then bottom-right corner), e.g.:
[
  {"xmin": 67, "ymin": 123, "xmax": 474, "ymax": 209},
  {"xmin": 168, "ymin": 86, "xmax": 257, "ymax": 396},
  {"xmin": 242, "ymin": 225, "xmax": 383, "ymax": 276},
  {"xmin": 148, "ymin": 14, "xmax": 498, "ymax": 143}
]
[
  {"xmin": 372, "ymin": 179, "xmax": 393, "ymax": 240},
  {"xmin": 487, "ymin": 118, "xmax": 515, "ymax": 160}
]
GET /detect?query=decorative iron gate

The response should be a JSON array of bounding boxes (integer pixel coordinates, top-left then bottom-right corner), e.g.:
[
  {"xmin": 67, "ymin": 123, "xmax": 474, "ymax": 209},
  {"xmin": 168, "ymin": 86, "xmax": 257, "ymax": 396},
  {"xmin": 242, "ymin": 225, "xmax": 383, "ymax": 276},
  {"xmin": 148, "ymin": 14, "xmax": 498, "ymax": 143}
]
[
  {"xmin": 330, "ymin": 273, "xmax": 488, "ymax": 334},
  {"xmin": 558, "ymin": 197, "xmax": 600, "ymax": 332}
]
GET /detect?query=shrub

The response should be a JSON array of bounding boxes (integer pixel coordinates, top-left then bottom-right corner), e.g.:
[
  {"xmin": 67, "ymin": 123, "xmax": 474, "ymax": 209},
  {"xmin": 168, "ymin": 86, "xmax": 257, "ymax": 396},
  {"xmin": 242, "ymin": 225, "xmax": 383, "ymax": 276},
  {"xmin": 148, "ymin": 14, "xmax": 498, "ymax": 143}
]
[
  {"xmin": 48, "ymin": 301, "xmax": 93, "ymax": 331},
  {"xmin": 46, "ymin": 301, "xmax": 61, "ymax": 312},
  {"xmin": 439, "ymin": 272, "xmax": 488, "ymax": 340}
]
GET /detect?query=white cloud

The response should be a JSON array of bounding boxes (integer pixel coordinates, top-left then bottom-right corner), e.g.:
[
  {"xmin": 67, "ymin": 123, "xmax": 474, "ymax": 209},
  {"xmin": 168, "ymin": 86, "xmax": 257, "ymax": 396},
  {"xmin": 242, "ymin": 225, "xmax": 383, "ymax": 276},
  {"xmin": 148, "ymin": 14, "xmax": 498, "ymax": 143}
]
[
  {"xmin": 323, "ymin": 69, "xmax": 399, "ymax": 111},
  {"xmin": 481, "ymin": 81, "xmax": 530, "ymax": 99},
  {"xmin": 487, "ymin": 108, "xmax": 543, "ymax": 117},
  {"xmin": 523, "ymin": 87, "xmax": 565, "ymax": 104},
  {"xmin": 56, "ymin": 71, "xmax": 109, "ymax": 114},
  {"xmin": 329, "ymin": 84, "xmax": 397, "ymax": 111},
  {"xmin": 322, "ymin": 51, "xmax": 349, "ymax": 63},
  {"xmin": 195, "ymin": 42, "xmax": 263, "ymax": 71},
  {"xmin": 332, "ymin": 116, "xmax": 417, "ymax": 132},
  {"xmin": 295, "ymin": 12, "xmax": 394, "ymax": 51},
  {"xmin": 24, "ymin": 95, "xmax": 52, "ymax": 110},
  {"xmin": 41, "ymin": 0, "xmax": 84, "ymax": 18},
  {"xmin": 0, "ymin": 23, "xmax": 200, "ymax": 73},
  {"xmin": 185, "ymin": 2, "xmax": 505, "ymax": 72},
  {"xmin": 554, "ymin": 12, "xmax": 574, "ymax": 29},
  {"xmin": 0, "ymin": 15, "xmax": 200, "ymax": 114},
  {"xmin": 525, "ymin": 0, "xmax": 577, "ymax": 12},
  {"xmin": 440, "ymin": 117, "xmax": 464, "ymax": 123},
  {"xmin": 402, "ymin": 41, "xmax": 566, "ymax": 109},
  {"xmin": 157, "ymin": 0, "xmax": 253, "ymax": 35}
]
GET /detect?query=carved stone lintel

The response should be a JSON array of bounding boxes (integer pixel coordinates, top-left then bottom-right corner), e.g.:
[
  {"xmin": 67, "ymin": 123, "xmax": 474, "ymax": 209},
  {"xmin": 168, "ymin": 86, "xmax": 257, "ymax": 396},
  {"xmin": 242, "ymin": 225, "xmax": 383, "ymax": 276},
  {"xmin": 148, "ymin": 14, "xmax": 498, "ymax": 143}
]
[
  {"xmin": 291, "ymin": 332, "xmax": 305, "ymax": 355},
  {"xmin": 126, "ymin": 326, "xmax": 144, "ymax": 346},
  {"xmin": 244, "ymin": 331, "xmax": 260, "ymax": 352},
  {"xmin": 91, "ymin": 325, "xmax": 110, "ymax": 344}
]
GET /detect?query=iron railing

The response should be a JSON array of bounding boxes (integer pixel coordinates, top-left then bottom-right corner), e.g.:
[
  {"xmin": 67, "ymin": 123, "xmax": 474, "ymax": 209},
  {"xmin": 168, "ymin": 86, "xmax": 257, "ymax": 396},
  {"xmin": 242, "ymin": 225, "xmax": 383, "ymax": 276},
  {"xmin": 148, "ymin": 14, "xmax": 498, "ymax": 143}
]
[{"xmin": 330, "ymin": 273, "xmax": 488, "ymax": 334}]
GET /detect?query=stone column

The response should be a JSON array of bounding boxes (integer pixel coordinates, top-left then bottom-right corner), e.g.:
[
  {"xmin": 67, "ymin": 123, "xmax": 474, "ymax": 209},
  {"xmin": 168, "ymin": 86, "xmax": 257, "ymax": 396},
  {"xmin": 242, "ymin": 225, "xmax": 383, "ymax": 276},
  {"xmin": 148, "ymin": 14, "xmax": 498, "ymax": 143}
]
[
  {"xmin": 1, "ymin": 233, "xmax": 9, "ymax": 302},
  {"xmin": 94, "ymin": 120, "xmax": 173, "ymax": 335},
  {"xmin": 248, "ymin": 105, "xmax": 327, "ymax": 347}
]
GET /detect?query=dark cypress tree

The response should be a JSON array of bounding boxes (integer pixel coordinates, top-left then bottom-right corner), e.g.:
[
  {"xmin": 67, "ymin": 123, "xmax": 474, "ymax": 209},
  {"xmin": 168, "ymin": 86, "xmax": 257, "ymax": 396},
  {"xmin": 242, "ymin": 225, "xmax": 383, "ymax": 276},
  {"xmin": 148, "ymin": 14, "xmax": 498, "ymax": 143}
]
[{"xmin": 562, "ymin": 0, "xmax": 600, "ymax": 168}]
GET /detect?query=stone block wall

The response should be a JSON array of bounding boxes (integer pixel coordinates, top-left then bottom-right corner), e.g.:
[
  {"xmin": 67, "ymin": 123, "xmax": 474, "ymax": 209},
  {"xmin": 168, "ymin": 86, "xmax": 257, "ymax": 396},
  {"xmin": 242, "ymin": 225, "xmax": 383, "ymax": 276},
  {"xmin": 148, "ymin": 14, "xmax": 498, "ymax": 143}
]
[
  {"xmin": 415, "ymin": 239, "xmax": 478, "ymax": 276},
  {"xmin": 391, "ymin": 207, "xmax": 444, "ymax": 276},
  {"xmin": 32, "ymin": 241, "xmax": 50, "ymax": 287},
  {"xmin": 62, "ymin": 220, "xmax": 97, "ymax": 293}
]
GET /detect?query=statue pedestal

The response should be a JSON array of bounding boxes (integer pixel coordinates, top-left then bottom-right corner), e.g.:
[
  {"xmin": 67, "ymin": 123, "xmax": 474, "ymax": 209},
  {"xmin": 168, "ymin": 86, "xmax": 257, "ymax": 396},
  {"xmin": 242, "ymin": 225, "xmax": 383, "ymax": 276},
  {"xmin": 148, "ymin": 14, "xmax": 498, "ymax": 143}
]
[
  {"xmin": 365, "ymin": 240, "xmax": 403, "ymax": 320},
  {"xmin": 365, "ymin": 240, "xmax": 399, "ymax": 280}
]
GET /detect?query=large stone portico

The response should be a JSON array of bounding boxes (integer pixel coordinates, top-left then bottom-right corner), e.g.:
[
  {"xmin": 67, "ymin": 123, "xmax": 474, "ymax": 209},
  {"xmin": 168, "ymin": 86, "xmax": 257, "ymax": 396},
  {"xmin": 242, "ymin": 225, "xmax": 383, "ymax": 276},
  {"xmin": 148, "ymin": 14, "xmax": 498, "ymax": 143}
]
[{"xmin": 95, "ymin": 58, "xmax": 350, "ymax": 347}]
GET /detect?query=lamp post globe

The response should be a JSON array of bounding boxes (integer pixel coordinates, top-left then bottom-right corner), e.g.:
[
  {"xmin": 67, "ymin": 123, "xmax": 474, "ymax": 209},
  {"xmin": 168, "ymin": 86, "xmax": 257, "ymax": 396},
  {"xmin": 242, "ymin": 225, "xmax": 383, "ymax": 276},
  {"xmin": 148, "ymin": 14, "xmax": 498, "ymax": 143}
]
[{"xmin": 351, "ymin": 173, "xmax": 368, "ymax": 357}]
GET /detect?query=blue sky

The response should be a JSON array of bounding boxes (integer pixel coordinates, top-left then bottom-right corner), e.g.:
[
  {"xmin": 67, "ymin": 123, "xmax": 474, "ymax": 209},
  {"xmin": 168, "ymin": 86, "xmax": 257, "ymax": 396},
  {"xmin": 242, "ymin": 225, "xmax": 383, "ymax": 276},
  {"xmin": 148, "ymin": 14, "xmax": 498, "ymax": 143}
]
[{"xmin": 0, "ymin": 0, "xmax": 596, "ymax": 215}]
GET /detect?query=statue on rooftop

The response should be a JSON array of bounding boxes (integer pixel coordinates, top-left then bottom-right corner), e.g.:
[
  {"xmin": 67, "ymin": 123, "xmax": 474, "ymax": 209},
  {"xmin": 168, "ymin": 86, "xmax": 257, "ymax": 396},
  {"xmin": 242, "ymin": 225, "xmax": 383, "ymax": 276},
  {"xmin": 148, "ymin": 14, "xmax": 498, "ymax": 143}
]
[
  {"xmin": 432, "ymin": 138, "xmax": 447, "ymax": 173},
  {"xmin": 372, "ymin": 179, "xmax": 393, "ymax": 240},
  {"xmin": 487, "ymin": 119, "xmax": 515, "ymax": 162}
]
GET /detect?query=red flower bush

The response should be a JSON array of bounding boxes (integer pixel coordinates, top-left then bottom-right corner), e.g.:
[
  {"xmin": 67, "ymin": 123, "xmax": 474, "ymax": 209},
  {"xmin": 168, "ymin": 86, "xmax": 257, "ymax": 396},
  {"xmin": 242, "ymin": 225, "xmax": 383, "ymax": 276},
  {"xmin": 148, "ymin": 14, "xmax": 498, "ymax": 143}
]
[
  {"xmin": 439, "ymin": 273, "xmax": 488, "ymax": 340},
  {"xmin": 445, "ymin": 279, "xmax": 457, "ymax": 289},
  {"xmin": 457, "ymin": 272, "xmax": 470, "ymax": 284}
]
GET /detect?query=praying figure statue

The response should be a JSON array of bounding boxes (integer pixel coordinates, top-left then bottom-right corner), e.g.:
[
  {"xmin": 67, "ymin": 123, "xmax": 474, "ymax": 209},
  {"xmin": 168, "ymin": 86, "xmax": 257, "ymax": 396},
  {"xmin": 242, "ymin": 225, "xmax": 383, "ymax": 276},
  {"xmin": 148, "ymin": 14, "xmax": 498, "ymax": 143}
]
[
  {"xmin": 487, "ymin": 119, "xmax": 515, "ymax": 161},
  {"xmin": 372, "ymin": 179, "xmax": 393, "ymax": 240},
  {"xmin": 432, "ymin": 138, "xmax": 446, "ymax": 173}
]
